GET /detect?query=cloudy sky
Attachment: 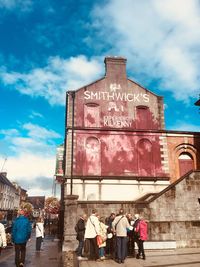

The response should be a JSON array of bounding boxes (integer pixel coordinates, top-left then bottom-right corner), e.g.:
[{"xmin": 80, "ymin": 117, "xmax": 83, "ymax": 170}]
[{"xmin": 0, "ymin": 0, "xmax": 200, "ymax": 197}]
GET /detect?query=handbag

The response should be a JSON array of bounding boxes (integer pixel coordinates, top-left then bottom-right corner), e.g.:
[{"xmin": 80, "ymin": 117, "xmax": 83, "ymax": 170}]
[
  {"xmin": 97, "ymin": 235, "xmax": 103, "ymax": 246},
  {"xmin": 89, "ymin": 217, "xmax": 105, "ymax": 246}
]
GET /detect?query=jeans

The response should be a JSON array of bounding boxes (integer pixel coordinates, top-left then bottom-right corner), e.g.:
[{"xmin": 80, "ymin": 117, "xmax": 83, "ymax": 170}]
[
  {"xmin": 99, "ymin": 247, "xmax": 105, "ymax": 257},
  {"xmin": 137, "ymin": 239, "xmax": 145, "ymax": 258},
  {"xmin": 36, "ymin": 236, "xmax": 43, "ymax": 251},
  {"xmin": 77, "ymin": 240, "xmax": 84, "ymax": 256},
  {"xmin": 15, "ymin": 243, "xmax": 26, "ymax": 267},
  {"xmin": 116, "ymin": 236, "xmax": 127, "ymax": 261}
]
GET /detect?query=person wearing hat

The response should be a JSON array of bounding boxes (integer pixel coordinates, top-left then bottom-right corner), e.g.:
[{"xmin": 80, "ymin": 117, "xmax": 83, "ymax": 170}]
[{"xmin": 12, "ymin": 209, "xmax": 32, "ymax": 267}]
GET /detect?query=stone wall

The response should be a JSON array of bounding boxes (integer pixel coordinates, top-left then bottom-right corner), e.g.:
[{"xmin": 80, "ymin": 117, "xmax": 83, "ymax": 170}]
[
  {"xmin": 62, "ymin": 171, "xmax": 200, "ymax": 251},
  {"xmin": 148, "ymin": 171, "xmax": 200, "ymax": 247}
]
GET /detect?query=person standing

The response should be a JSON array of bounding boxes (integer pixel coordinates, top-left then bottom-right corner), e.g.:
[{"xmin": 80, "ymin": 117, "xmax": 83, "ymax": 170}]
[
  {"xmin": 35, "ymin": 217, "xmax": 45, "ymax": 252},
  {"xmin": 12, "ymin": 209, "xmax": 32, "ymax": 267},
  {"xmin": 98, "ymin": 217, "xmax": 108, "ymax": 260},
  {"xmin": 0, "ymin": 213, "xmax": 7, "ymax": 255},
  {"xmin": 135, "ymin": 216, "xmax": 148, "ymax": 260},
  {"xmin": 84, "ymin": 209, "xmax": 100, "ymax": 261},
  {"xmin": 75, "ymin": 214, "xmax": 87, "ymax": 260},
  {"xmin": 132, "ymin": 213, "xmax": 140, "ymax": 257},
  {"xmin": 105, "ymin": 212, "xmax": 115, "ymax": 258},
  {"xmin": 112, "ymin": 209, "xmax": 131, "ymax": 264},
  {"xmin": 126, "ymin": 213, "xmax": 134, "ymax": 257}
]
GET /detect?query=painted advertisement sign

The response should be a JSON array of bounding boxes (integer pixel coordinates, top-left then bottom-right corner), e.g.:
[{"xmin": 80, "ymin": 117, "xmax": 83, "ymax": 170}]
[{"xmin": 83, "ymin": 83, "xmax": 152, "ymax": 129}]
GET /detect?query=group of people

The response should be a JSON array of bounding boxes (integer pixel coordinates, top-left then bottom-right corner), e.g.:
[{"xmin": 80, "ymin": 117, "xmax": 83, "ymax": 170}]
[
  {"xmin": 75, "ymin": 208, "xmax": 148, "ymax": 264},
  {"xmin": 0, "ymin": 210, "xmax": 45, "ymax": 267}
]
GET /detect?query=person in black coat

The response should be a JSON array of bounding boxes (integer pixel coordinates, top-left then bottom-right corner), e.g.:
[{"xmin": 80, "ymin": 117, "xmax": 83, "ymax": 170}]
[{"xmin": 75, "ymin": 214, "xmax": 87, "ymax": 259}]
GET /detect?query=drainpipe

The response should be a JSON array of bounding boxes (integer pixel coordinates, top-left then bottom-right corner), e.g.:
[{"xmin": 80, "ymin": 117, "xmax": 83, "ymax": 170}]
[{"xmin": 70, "ymin": 91, "xmax": 75, "ymax": 195}]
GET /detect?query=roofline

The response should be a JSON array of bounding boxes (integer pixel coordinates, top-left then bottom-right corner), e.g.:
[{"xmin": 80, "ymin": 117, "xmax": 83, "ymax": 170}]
[
  {"xmin": 147, "ymin": 169, "xmax": 198, "ymax": 203},
  {"xmin": 127, "ymin": 78, "xmax": 163, "ymax": 99},
  {"xmin": 66, "ymin": 76, "xmax": 163, "ymax": 100}
]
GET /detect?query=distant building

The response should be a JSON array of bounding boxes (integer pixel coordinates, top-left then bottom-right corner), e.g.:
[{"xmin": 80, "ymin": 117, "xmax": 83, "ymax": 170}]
[
  {"xmin": 62, "ymin": 57, "xmax": 200, "ymax": 250},
  {"xmin": 0, "ymin": 172, "xmax": 19, "ymax": 211},
  {"xmin": 27, "ymin": 196, "xmax": 45, "ymax": 218}
]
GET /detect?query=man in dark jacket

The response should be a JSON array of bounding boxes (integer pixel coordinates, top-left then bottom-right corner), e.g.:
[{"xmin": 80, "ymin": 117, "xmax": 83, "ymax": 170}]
[
  {"xmin": 75, "ymin": 214, "xmax": 87, "ymax": 260},
  {"xmin": 12, "ymin": 209, "xmax": 32, "ymax": 267}
]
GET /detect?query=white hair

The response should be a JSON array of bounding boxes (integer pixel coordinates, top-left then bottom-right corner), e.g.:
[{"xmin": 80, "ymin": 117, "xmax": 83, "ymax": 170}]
[{"xmin": 135, "ymin": 214, "xmax": 139, "ymax": 219}]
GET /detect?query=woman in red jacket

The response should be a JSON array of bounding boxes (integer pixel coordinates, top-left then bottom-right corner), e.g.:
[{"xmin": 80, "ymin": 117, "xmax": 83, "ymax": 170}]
[{"xmin": 135, "ymin": 217, "xmax": 148, "ymax": 260}]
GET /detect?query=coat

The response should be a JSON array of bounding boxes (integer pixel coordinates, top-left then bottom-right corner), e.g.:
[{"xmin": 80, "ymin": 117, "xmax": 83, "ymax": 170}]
[
  {"xmin": 136, "ymin": 219, "xmax": 148, "ymax": 241},
  {"xmin": 76, "ymin": 218, "xmax": 86, "ymax": 241},
  {"xmin": 112, "ymin": 215, "xmax": 130, "ymax": 237},
  {"xmin": 35, "ymin": 222, "xmax": 44, "ymax": 238},
  {"xmin": 84, "ymin": 214, "xmax": 100, "ymax": 239},
  {"xmin": 12, "ymin": 215, "xmax": 32, "ymax": 244},
  {"xmin": 0, "ymin": 223, "xmax": 7, "ymax": 247},
  {"xmin": 99, "ymin": 222, "xmax": 108, "ymax": 248}
]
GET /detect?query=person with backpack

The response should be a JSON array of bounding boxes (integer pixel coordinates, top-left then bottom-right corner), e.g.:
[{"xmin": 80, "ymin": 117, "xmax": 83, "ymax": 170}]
[
  {"xmin": 75, "ymin": 214, "xmax": 87, "ymax": 260},
  {"xmin": 135, "ymin": 216, "xmax": 148, "ymax": 260}
]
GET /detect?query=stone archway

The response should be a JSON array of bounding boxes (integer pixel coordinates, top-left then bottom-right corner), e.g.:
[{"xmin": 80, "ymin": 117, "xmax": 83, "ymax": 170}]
[{"xmin": 178, "ymin": 152, "xmax": 194, "ymax": 177}]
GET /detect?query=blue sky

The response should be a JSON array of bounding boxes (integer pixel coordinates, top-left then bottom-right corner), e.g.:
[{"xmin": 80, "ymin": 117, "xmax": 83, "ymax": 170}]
[{"xmin": 0, "ymin": 0, "xmax": 200, "ymax": 197}]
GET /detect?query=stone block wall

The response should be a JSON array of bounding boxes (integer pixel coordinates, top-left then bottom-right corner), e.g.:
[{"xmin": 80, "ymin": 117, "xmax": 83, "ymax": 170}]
[
  {"xmin": 62, "ymin": 171, "xmax": 200, "ymax": 251},
  {"xmin": 149, "ymin": 171, "xmax": 200, "ymax": 247}
]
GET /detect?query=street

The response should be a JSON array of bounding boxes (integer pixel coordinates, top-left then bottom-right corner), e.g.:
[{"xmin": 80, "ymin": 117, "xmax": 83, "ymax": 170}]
[
  {"xmin": 79, "ymin": 248, "xmax": 200, "ymax": 267},
  {"xmin": 0, "ymin": 234, "xmax": 62, "ymax": 267}
]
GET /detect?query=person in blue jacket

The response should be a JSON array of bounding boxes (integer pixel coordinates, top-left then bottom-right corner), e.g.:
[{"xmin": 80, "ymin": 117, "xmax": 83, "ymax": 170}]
[{"xmin": 12, "ymin": 209, "xmax": 32, "ymax": 267}]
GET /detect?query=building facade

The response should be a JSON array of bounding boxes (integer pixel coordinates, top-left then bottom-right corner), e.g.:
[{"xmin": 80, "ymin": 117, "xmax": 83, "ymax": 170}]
[{"xmin": 63, "ymin": 57, "xmax": 200, "ymax": 250}]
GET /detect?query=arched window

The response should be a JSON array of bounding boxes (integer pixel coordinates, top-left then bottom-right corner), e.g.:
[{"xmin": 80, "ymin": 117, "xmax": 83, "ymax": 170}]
[
  {"xmin": 83, "ymin": 137, "xmax": 101, "ymax": 175},
  {"xmin": 136, "ymin": 106, "xmax": 151, "ymax": 129},
  {"xmin": 84, "ymin": 103, "xmax": 100, "ymax": 127},
  {"xmin": 178, "ymin": 152, "xmax": 194, "ymax": 177},
  {"xmin": 137, "ymin": 138, "xmax": 154, "ymax": 176}
]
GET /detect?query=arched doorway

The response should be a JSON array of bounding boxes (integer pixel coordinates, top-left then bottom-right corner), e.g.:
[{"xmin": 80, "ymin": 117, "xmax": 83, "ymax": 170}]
[
  {"xmin": 83, "ymin": 136, "xmax": 101, "ymax": 175},
  {"xmin": 178, "ymin": 152, "xmax": 194, "ymax": 177}
]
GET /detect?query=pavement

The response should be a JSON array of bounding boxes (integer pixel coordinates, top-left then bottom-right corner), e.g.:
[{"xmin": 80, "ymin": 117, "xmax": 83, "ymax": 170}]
[
  {"xmin": 79, "ymin": 248, "xmax": 200, "ymax": 267},
  {"xmin": 0, "ymin": 233, "xmax": 62, "ymax": 267}
]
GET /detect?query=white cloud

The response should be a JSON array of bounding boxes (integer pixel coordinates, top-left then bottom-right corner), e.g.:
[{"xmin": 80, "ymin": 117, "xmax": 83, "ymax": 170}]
[
  {"xmin": 0, "ymin": 55, "xmax": 103, "ymax": 106},
  {"xmin": 0, "ymin": 0, "xmax": 33, "ymax": 11},
  {"xmin": 23, "ymin": 123, "xmax": 61, "ymax": 140},
  {"xmin": 92, "ymin": 0, "xmax": 200, "ymax": 102},
  {"xmin": 29, "ymin": 110, "xmax": 44, "ymax": 119},
  {"xmin": 0, "ymin": 153, "xmax": 55, "ymax": 196},
  {"xmin": 0, "ymin": 123, "xmax": 62, "ymax": 196}
]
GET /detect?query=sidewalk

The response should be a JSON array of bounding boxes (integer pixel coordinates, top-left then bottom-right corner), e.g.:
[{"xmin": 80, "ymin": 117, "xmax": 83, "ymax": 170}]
[
  {"xmin": 0, "ymin": 234, "xmax": 62, "ymax": 267},
  {"xmin": 79, "ymin": 248, "xmax": 200, "ymax": 267}
]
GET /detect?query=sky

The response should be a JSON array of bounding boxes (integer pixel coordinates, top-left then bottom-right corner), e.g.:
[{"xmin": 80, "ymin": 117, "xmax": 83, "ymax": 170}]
[{"xmin": 0, "ymin": 0, "xmax": 200, "ymax": 197}]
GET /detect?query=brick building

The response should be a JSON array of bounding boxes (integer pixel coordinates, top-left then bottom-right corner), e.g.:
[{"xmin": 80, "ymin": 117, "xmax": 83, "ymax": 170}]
[{"xmin": 63, "ymin": 57, "xmax": 200, "ymax": 250}]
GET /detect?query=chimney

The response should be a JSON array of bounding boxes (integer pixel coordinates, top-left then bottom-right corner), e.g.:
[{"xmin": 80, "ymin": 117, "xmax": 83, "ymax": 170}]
[{"xmin": 104, "ymin": 56, "xmax": 127, "ymax": 80}]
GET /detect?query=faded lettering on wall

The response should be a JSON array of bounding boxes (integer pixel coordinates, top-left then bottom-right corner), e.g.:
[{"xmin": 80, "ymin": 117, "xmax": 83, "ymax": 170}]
[{"xmin": 84, "ymin": 83, "xmax": 150, "ymax": 128}]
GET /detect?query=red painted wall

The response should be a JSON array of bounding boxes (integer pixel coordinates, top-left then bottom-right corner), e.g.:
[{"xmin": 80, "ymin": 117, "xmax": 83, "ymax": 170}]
[
  {"xmin": 67, "ymin": 57, "xmax": 167, "ymax": 178},
  {"xmin": 74, "ymin": 131, "xmax": 167, "ymax": 177}
]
